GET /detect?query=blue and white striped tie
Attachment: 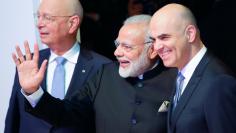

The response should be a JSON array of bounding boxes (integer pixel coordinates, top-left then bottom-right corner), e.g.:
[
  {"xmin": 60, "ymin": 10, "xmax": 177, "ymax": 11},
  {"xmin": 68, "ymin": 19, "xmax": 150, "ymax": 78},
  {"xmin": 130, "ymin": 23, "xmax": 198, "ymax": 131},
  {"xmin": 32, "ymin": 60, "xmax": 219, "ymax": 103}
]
[{"xmin": 173, "ymin": 72, "xmax": 185, "ymax": 109}]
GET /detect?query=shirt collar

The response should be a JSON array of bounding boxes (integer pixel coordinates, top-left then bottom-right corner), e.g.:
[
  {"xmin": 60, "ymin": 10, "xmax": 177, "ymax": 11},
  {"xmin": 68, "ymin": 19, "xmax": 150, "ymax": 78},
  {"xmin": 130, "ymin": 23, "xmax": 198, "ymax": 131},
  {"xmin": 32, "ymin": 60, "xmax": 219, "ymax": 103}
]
[
  {"xmin": 49, "ymin": 42, "xmax": 80, "ymax": 64},
  {"xmin": 180, "ymin": 45, "xmax": 207, "ymax": 80}
]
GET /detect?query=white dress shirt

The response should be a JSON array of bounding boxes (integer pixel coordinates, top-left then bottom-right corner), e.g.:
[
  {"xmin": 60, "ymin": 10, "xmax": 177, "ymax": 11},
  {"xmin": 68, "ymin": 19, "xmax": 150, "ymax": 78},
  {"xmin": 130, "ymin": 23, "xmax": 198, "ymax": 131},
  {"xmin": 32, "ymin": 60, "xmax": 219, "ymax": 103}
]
[
  {"xmin": 47, "ymin": 43, "xmax": 80, "ymax": 94},
  {"xmin": 179, "ymin": 46, "xmax": 207, "ymax": 95}
]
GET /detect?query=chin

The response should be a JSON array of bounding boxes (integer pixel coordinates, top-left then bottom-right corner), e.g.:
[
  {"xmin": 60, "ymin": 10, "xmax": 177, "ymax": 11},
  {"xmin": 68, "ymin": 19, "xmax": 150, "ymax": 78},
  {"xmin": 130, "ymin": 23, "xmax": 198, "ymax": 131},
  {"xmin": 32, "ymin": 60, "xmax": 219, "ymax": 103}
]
[
  {"xmin": 119, "ymin": 72, "xmax": 130, "ymax": 78},
  {"xmin": 119, "ymin": 67, "xmax": 131, "ymax": 78},
  {"xmin": 40, "ymin": 39, "xmax": 48, "ymax": 44},
  {"xmin": 163, "ymin": 61, "xmax": 172, "ymax": 68}
]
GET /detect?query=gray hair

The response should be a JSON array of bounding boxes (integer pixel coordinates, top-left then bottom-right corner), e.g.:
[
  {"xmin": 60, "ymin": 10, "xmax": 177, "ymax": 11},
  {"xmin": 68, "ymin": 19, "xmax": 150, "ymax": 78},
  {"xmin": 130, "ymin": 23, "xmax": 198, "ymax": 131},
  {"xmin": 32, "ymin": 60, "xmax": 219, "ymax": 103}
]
[
  {"xmin": 124, "ymin": 14, "xmax": 152, "ymax": 49},
  {"xmin": 123, "ymin": 14, "xmax": 151, "ymax": 25},
  {"xmin": 71, "ymin": 0, "xmax": 83, "ymax": 22}
]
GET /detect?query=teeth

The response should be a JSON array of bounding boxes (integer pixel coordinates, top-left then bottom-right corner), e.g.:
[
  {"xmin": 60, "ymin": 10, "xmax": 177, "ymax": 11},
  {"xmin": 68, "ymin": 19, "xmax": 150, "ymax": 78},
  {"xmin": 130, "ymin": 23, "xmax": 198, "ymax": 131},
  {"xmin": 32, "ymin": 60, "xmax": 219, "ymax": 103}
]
[
  {"xmin": 163, "ymin": 48, "xmax": 169, "ymax": 52},
  {"xmin": 160, "ymin": 49, "xmax": 171, "ymax": 58},
  {"xmin": 163, "ymin": 49, "xmax": 170, "ymax": 54}
]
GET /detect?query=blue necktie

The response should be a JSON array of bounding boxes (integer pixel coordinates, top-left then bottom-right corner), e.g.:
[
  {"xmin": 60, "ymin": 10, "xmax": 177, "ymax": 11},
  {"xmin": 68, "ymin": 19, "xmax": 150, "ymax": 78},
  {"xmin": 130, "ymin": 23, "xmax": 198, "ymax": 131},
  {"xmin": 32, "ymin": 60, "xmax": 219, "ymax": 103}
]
[
  {"xmin": 51, "ymin": 57, "xmax": 66, "ymax": 99},
  {"xmin": 173, "ymin": 72, "xmax": 185, "ymax": 109}
]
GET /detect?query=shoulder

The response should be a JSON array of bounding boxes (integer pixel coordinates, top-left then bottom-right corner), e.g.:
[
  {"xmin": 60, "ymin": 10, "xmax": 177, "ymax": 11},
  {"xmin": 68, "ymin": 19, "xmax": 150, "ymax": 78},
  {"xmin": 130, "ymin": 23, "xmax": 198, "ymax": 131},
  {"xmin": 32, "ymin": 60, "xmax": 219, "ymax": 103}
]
[
  {"xmin": 36, "ymin": 48, "xmax": 51, "ymax": 61},
  {"xmin": 203, "ymin": 52, "xmax": 235, "ymax": 77},
  {"xmin": 80, "ymin": 48, "xmax": 112, "ymax": 64},
  {"xmin": 91, "ymin": 61, "xmax": 119, "ymax": 79},
  {"xmin": 39, "ymin": 48, "xmax": 50, "ymax": 55},
  {"xmin": 95, "ymin": 61, "xmax": 118, "ymax": 73}
]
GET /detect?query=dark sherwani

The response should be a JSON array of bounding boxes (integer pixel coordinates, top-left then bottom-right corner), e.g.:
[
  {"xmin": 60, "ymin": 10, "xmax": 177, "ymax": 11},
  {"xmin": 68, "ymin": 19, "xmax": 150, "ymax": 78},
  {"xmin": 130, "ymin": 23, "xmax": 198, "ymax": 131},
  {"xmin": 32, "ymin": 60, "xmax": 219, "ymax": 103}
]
[{"xmin": 26, "ymin": 61, "xmax": 177, "ymax": 133}]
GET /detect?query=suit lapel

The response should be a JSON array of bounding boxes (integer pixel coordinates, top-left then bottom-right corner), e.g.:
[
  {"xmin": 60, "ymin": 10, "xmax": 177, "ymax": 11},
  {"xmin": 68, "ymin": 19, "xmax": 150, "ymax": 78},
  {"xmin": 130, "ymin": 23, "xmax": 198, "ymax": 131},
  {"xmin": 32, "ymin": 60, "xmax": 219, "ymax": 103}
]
[
  {"xmin": 168, "ymin": 79, "xmax": 177, "ymax": 133},
  {"xmin": 170, "ymin": 52, "xmax": 211, "ymax": 130},
  {"xmin": 39, "ymin": 49, "xmax": 50, "ymax": 91},
  {"xmin": 38, "ymin": 48, "xmax": 94, "ymax": 99},
  {"xmin": 65, "ymin": 49, "xmax": 94, "ymax": 98}
]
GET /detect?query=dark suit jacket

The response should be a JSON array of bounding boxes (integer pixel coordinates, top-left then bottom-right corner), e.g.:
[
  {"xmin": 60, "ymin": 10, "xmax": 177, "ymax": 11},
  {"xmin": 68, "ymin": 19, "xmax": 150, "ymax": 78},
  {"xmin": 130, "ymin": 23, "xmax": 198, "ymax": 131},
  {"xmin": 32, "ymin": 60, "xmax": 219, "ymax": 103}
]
[
  {"xmin": 5, "ymin": 47, "xmax": 111, "ymax": 133},
  {"xmin": 25, "ymin": 62, "xmax": 177, "ymax": 133},
  {"xmin": 168, "ymin": 52, "xmax": 236, "ymax": 133}
]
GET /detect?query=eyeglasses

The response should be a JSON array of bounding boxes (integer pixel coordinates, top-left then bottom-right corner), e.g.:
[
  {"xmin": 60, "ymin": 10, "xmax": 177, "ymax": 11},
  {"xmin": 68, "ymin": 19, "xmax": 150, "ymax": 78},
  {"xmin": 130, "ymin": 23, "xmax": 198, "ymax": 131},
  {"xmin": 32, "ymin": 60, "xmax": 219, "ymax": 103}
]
[
  {"xmin": 114, "ymin": 39, "xmax": 153, "ymax": 52},
  {"xmin": 33, "ymin": 13, "xmax": 73, "ymax": 24}
]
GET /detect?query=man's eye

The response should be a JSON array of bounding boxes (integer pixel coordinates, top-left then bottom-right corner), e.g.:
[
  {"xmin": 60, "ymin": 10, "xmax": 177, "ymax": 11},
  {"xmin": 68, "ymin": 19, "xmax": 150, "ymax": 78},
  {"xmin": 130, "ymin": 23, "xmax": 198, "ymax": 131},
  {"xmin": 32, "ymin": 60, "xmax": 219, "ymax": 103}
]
[
  {"xmin": 159, "ymin": 36, "xmax": 169, "ymax": 40},
  {"xmin": 123, "ymin": 45, "xmax": 132, "ymax": 49},
  {"xmin": 45, "ymin": 16, "xmax": 51, "ymax": 20}
]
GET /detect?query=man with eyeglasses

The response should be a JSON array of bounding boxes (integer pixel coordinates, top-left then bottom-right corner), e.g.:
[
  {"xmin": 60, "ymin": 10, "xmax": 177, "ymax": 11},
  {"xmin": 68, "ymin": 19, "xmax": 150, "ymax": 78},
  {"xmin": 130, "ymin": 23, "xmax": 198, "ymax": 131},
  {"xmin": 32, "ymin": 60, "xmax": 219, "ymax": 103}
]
[
  {"xmin": 10, "ymin": 14, "xmax": 176, "ymax": 133},
  {"xmin": 4, "ymin": 0, "xmax": 111, "ymax": 133}
]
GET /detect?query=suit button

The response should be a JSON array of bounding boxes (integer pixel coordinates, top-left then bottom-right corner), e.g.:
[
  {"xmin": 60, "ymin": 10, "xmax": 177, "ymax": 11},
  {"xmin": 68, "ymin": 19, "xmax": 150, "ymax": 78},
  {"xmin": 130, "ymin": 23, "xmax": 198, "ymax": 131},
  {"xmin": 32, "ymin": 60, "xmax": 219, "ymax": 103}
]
[
  {"xmin": 131, "ymin": 118, "xmax": 137, "ymax": 125},
  {"xmin": 135, "ymin": 99, "xmax": 142, "ymax": 105},
  {"xmin": 137, "ymin": 82, "xmax": 143, "ymax": 88}
]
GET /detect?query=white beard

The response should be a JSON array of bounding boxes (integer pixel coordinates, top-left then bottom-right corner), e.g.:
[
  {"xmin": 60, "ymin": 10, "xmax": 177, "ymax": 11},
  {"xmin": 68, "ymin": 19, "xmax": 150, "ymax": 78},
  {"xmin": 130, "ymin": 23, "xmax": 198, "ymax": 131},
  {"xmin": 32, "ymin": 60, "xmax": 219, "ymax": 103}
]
[{"xmin": 119, "ymin": 48, "xmax": 150, "ymax": 78}]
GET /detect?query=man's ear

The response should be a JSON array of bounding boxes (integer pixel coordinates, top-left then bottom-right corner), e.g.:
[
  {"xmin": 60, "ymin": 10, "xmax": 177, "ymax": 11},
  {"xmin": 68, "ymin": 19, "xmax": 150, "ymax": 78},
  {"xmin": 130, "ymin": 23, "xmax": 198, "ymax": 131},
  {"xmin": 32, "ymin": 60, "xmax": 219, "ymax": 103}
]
[
  {"xmin": 185, "ymin": 25, "xmax": 197, "ymax": 43},
  {"xmin": 68, "ymin": 15, "xmax": 80, "ymax": 34},
  {"xmin": 148, "ymin": 45, "xmax": 158, "ymax": 59}
]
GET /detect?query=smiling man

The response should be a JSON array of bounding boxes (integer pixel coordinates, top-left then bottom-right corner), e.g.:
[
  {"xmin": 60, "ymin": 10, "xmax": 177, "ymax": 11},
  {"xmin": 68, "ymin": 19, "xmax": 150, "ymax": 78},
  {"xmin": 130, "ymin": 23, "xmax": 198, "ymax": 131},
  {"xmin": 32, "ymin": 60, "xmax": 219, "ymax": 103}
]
[
  {"xmin": 114, "ymin": 19, "xmax": 156, "ymax": 78},
  {"xmin": 149, "ymin": 3, "xmax": 236, "ymax": 133},
  {"xmin": 11, "ymin": 14, "xmax": 176, "ymax": 133}
]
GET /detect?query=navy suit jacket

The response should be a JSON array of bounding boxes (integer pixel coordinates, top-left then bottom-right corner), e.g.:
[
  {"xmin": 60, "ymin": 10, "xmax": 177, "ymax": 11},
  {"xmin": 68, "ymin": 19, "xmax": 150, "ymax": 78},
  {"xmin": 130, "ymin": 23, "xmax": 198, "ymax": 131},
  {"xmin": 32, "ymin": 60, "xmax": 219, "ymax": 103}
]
[
  {"xmin": 168, "ymin": 52, "xmax": 236, "ymax": 133},
  {"xmin": 5, "ymin": 47, "xmax": 111, "ymax": 133}
]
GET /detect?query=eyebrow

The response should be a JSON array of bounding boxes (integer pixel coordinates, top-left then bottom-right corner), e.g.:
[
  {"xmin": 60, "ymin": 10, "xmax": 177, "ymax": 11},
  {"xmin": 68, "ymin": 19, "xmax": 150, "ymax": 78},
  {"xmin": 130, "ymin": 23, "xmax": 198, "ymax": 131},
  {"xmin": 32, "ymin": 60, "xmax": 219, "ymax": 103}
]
[{"xmin": 157, "ymin": 34, "xmax": 171, "ymax": 39}]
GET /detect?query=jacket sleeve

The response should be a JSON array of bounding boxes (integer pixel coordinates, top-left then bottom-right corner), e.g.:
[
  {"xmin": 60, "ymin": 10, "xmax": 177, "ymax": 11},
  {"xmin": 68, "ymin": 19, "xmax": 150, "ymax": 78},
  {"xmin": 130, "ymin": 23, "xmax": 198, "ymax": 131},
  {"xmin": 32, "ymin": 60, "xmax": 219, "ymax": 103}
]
[
  {"xmin": 4, "ymin": 69, "xmax": 20, "ymax": 133},
  {"xmin": 205, "ymin": 75, "xmax": 236, "ymax": 133},
  {"xmin": 24, "ymin": 65, "xmax": 106, "ymax": 129}
]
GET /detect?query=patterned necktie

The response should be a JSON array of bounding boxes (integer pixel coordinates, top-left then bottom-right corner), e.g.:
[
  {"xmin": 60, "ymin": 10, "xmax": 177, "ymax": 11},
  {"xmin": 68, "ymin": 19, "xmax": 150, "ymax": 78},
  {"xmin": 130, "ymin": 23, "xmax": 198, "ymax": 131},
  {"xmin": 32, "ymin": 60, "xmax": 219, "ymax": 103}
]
[
  {"xmin": 173, "ymin": 72, "xmax": 185, "ymax": 109},
  {"xmin": 51, "ymin": 57, "xmax": 66, "ymax": 99}
]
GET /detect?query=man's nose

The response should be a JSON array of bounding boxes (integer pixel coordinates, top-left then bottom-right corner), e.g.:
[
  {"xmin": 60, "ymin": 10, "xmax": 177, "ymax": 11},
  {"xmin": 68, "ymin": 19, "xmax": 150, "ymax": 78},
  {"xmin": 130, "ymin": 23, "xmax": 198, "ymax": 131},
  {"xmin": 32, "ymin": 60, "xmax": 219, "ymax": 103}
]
[{"xmin": 114, "ymin": 45, "xmax": 124, "ymax": 58}]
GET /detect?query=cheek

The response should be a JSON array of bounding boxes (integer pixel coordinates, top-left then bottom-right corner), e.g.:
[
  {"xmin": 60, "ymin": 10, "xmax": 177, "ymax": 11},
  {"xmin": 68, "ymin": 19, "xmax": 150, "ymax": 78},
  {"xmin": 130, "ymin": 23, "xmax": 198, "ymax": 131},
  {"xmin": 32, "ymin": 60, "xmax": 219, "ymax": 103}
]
[
  {"xmin": 52, "ymin": 26, "xmax": 68, "ymax": 38},
  {"xmin": 52, "ymin": 22, "xmax": 68, "ymax": 33},
  {"xmin": 175, "ymin": 41, "xmax": 188, "ymax": 61},
  {"xmin": 46, "ymin": 24, "xmax": 58, "ymax": 35},
  {"xmin": 125, "ymin": 52, "xmax": 139, "ymax": 61},
  {"xmin": 130, "ymin": 49, "xmax": 144, "ymax": 60}
]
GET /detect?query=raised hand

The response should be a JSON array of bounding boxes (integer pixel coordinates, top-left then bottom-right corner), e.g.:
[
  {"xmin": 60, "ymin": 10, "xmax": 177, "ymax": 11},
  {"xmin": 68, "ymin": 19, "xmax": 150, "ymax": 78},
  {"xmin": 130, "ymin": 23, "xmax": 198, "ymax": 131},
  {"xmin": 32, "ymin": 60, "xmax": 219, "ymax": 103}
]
[{"xmin": 12, "ymin": 41, "xmax": 47, "ymax": 95}]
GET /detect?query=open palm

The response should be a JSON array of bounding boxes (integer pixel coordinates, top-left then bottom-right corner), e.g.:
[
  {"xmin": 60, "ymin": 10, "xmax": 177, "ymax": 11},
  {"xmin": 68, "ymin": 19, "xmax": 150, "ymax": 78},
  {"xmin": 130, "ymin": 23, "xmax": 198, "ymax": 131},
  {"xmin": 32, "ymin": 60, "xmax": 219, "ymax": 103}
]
[{"xmin": 12, "ymin": 42, "xmax": 47, "ymax": 94}]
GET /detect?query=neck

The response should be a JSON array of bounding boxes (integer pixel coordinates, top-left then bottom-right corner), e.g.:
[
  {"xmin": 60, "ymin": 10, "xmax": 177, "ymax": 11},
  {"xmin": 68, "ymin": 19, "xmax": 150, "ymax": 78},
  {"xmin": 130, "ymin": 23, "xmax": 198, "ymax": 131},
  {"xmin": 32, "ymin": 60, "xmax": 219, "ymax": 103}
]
[{"xmin": 50, "ymin": 40, "xmax": 76, "ymax": 56}]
